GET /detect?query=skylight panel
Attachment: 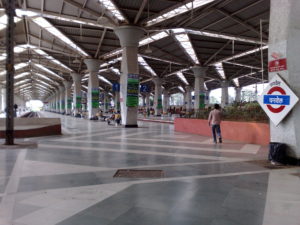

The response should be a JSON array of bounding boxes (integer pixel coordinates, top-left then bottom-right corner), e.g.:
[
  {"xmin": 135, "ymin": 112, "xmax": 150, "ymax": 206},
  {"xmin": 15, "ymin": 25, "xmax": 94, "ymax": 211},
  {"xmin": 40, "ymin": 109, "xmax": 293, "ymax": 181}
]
[
  {"xmin": 15, "ymin": 62, "xmax": 29, "ymax": 70},
  {"xmin": 215, "ymin": 63, "xmax": 226, "ymax": 79},
  {"xmin": 178, "ymin": 86, "xmax": 185, "ymax": 93},
  {"xmin": 233, "ymin": 78, "xmax": 240, "ymax": 87},
  {"xmin": 177, "ymin": 72, "xmax": 189, "ymax": 85},
  {"xmin": 139, "ymin": 31, "xmax": 169, "ymax": 46},
  {"xmin": 174, "ymin": 32, "xmax": 199, "ymax": 64},
  {"xmin": 99, "ymin": 76, "xmax": 112, "ymax": 86},
  {"xmin": 15, "ymin": 72, "xmax": 30, "ymax": 80},
  {"xmin": 33, "ymin": 48, "xmax": 72, "ymax": 72},
  {"xmin": 110, "ymin": 67, "xmax": 120, "ymax": 75},
  {"xmin": 146, "ymin": 0, "xmax": 215, "ymax": 27},
  {"xmin": 98, "ymin": 0, "xmax": 125, "ymax": 21},
  {"xmin": 31, "ymin": 17, "xmax": 88, "ymax": 57},
  {"xmin": 34, "ymin": 72, "xmax": 59, "ymax": 86},
  {"xmin": 34, "ymin": 64, "xmax": 64, "ymax": 80},
  {"xmin": 0, "ymin": 15, "xmax": 21, "ymax": 31},
  {"xmin": 138, "ymin": 56, "xmax": 157, "ymax": 76}
]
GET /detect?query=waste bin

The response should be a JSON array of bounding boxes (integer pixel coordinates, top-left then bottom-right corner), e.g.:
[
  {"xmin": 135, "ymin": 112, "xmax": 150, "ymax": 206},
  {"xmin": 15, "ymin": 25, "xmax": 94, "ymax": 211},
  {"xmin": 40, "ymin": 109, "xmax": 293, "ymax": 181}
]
[{"xmin": 269, "ymin": 142, "xmax": 287, "ymax": 164}]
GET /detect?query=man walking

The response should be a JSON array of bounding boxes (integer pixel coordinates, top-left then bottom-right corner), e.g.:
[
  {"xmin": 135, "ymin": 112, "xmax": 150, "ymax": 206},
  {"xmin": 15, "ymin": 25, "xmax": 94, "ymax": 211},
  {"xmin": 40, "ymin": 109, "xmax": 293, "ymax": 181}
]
[{"xmin": 208, "ymin": 104, "xmax": 222, "ymax": 144}]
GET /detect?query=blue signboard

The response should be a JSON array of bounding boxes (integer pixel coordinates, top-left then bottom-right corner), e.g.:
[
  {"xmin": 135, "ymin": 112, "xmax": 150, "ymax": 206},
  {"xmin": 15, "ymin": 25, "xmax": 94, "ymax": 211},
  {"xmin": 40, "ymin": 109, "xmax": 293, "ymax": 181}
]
[
  {"xmin": 263, "ymin": 95, "xmax": 290, "ymax": 105},
  {"xmin": 140, "ymin": 84, "xmax": 150, "ymax": 93},
  {"xmin": 112, "ymin": 83, "xmax": 120, "ymax": 92}
]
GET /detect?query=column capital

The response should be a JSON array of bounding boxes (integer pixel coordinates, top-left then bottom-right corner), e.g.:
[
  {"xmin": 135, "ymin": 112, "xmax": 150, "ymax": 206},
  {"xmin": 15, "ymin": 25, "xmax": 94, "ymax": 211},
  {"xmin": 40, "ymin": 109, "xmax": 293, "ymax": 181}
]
[
  {"xmin": 63, "ymin": 80, "xmax": 72, "ymax": 89},
  {"xmin": 185, "ymin": 85, "xmax": 192, "ymax": 92},
  {"xmin": 84, "ymin": 59, "xmax": 102, "ymax": 72},
  {"xmin": 152, "ymin": 77, "xmax": 162, "ymax": 86},
  {"xmin": 192, "ymin": 66, "xmax": 207, "ymax": 77},
  {"xmin": 114, "ymin": 26, "xmax": 145, "ymax": 47},
  {"xmin": 58, "ymin": 86, "xmax": 65, "ymax": 92},
  {"xmin": 71, "ymin": 73, "xmax": 82, "ymax": 82},
  {"xmin": 220, "ymin": 80, "xmax": 229, "ymax": 87}
]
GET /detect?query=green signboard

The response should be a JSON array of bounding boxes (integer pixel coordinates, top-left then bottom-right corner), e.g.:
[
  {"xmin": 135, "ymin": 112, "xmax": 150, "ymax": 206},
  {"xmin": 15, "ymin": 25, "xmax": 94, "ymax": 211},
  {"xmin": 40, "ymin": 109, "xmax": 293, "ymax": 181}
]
[
  {"xmin": 76, "ymin": 96, "xmax": 82, "ymax": 109},
  {"xmin": 91, "ymin": 89, "xmax": 99, "ymax": 108},
  {"xmin": 157, "ymin": 97, "xmax": 162, "ymax": 109},
  {"xmin": 199, "ymin": 93, "xmax": 205, "ymax": 109},
  {"xmin": 126, "ymin": 74, "xmax": 139, "ymax": 107},
  {"xmin": 61, "ymin": 100, "xmax": 65, "ymax": 110}
]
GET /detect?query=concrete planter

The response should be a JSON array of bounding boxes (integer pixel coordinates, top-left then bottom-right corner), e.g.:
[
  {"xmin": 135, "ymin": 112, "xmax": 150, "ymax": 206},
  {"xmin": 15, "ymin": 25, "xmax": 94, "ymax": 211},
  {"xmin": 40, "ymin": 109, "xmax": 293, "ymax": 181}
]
[{"xmin": 175, "ymin": 118, "xmax": 270, "ymax": 145}]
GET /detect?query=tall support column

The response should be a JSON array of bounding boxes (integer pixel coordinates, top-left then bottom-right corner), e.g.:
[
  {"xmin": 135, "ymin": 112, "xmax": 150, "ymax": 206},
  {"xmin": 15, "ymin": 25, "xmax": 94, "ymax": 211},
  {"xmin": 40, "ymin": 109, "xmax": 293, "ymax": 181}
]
[
  {"xmin": 55, "ymin": 91, "xmax": 60, "ymax": 113},
  {"xmin": 103, "ymin": 92, "xmax": 109, "ymax": 112},
  {"xmin": 153, "ymin": 77, "xmax": 163, "ymax": 116},
  {"xmin": 71, "ymin": 73, "xmax": 82, "ymax": 117},
  {"xmin": 163, "ymin": 90, "xmax": 169, "ymax": 115},
  {"xmin": 185, "ymin": 86, "xmax": 192, "ymax": 112},
  {"xmin": 63, "ymin": 81, "xmax": 72, "ymax": 115},
  {"xmin": 5, "ymin": 0, "xmax": 15, "ymax": 145},
  {"xmin": 84, "ymin": 59, "xmax": 101, "ymax": 119},
  {"xmin": 2, "ymin": 87, "xmax": 6, "ymax": 112},
  {"xmin": 205, "ymin": 90, "xmax": 210, "ymax": 105},
  {"xmin": 58, "ymin": 86, "xmax": 65, "ymax": 114},
  {"xmin": 0, "ymin": 84, "xmax": 3, "ymax": 113},
  {"xmin": 221, "ymin": 80, "xmax": 229, "ymax": 108},
  {"xmin": 192, "ymin": 66, "xmax": 207, "ymax": 111},
  {"xmin": 235, "ymin": 87, "xmax": 242, "ymax": 103},
  {"xmin": 269, "ymin": 0, "xmax": 300, "ymax": 158},
  {"xmin": 142, "ymin": 95, "xmax": 146, "ymax": 107},
  {"xmin": 114, "ymin": 26, "xmax": 144, "ymax": 127},
  {"xmin": 145, "ymin": 93, "xmax": 150, "ymax": 110},
  {"xmin": 114, "ymin": 91, "xmax": 120, "ymax": 111}
]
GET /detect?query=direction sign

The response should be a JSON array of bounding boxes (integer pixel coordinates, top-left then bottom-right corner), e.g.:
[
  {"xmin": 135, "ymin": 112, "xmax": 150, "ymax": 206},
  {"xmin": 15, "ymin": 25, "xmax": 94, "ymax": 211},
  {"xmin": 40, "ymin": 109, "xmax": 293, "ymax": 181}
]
[{"xmin": 258, "ymin": 74, "xmax": 299, "ymax": 126}]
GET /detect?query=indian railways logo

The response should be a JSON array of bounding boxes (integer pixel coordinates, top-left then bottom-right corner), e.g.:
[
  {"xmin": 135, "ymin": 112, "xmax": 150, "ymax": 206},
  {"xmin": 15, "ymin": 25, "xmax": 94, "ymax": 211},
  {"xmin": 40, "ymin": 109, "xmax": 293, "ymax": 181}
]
[{"xmin": 263, "ymin": 86, "xmax": 290, "ymax": 113}]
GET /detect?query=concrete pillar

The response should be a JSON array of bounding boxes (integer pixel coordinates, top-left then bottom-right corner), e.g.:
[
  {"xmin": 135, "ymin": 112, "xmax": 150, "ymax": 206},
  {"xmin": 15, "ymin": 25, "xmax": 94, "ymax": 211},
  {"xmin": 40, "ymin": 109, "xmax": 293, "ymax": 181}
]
[
  {"xmin": 192, "ymin": 66, "xmax": 206, "ymax": 111},
  {"xmin": 163, "ymin": 90, "xmax": 169, "ymax": 114},
  {"xmin": 84, "ymin": 59, "xmax": 101, "ymax": 119},
  {"xmin": 0, "ymin": 84, "xmax": 3, "ymax": 113},
  {"xmin": 142, "ymin": 95, "xmax": 146, "ymax": 107},
  {"xmin": 235, "ymin": 87, "xmax": 242, "ymax": 103},
  {"xmin": 153, "ymin": 77, "xmax": 163, "ymax": 116},
  {"xmin": 221, "ymin": 80, "xmax": 229, "ymax": 108},
  {"xmin": 205, "ymin": 90, "xmax": 210, "ymax": 105},
  {"xmin": 114, "ymin": 91, "xmax": 120, "ymax": 111},
  {"xmin": 269, "ymin": 0, "xmax": 300, "ymax": 158},
  {"xmin": 145, "ymin": 93, "xmax": 150, "ymax": 110},
  {"xmin": 1, "ymin": 86, "xmax": 6, "ymax": 113},
  {"xmin": 103, "ymin": 92, "xmax": 109, "ymax": 112},
  {"xmin": 58, "ymin": 86, "xmax": 65, "ymax": 114},
  {"xmin": 114, "ymin": 25, "xmax": 145, "ymax": 127},
  {"xmin": 55, "ymin": 90, "xmax": 60, "ymax": 113},
  {"xmin": 185, "ymin": 86, "xmax": 192, "ymax": 112},
  {"xmin": 63, "ymin": 81, "xmax": 72, "ymax": 115},
  {"xmin": 71, "ymin": 73, "xmax": 82, "ymax": 116}
]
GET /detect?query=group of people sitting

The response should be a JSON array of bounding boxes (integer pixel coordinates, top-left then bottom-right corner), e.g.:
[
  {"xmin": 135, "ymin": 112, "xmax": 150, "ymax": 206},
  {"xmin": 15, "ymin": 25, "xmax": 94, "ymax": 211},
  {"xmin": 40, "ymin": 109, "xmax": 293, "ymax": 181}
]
[{"xmin": 106, "ymin": 111, "xmax": 121, "ymax": 125}]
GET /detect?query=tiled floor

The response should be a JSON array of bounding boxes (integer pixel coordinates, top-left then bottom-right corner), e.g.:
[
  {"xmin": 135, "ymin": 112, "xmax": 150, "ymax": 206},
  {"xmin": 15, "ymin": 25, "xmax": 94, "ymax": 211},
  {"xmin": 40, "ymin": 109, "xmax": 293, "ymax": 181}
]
[{"xmin": 0, "ymin": 112, "xmax": 300, "ymax": 225}]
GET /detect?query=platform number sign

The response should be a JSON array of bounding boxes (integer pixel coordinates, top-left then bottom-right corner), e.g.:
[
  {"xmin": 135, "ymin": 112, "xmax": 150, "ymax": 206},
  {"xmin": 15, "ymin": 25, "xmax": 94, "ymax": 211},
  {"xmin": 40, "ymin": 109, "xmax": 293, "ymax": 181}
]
[{"xmin": 258, "ymin": 74, "xmax": 299, "ymax": 126}]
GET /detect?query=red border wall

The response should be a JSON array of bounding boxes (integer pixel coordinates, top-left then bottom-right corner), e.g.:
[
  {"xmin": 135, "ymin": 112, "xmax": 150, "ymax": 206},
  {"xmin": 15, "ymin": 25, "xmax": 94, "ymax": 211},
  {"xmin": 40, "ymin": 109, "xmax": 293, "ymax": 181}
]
[
  {"xmin": 174, "ymin": 118, "xmax": 270, "ymax": 145},
  {"xmin": 0, "ymin": 125, "xmax": 61, "ymax": 138}
]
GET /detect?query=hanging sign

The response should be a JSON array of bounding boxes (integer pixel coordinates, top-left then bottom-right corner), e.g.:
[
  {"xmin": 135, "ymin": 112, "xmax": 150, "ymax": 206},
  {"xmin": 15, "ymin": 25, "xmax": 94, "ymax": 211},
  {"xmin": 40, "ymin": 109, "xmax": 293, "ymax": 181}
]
[
  {"xmin": 258, "ymin": 74, "xmax": 299, "ymax": 126},
  {"xmin": 140, "ymin": 84, "xmax": 150, "ymax": 93},
  {"xmin": 126, "ymin": 74, "xmax": 139, "ymax": 107},
  {"xmin": 112, "ymin": 83, "xmax": 120, "ymax": 92},
  {"xmin": 268, "ymin": 58, "xmax": 287, "ymax": 72},
  {"xmin": 91, "ymin": 88, "xmax": 99, "ymax": 108},
  {"xmin": 199, "ymin": 93, "xmax": 205, "ymax": 109}
]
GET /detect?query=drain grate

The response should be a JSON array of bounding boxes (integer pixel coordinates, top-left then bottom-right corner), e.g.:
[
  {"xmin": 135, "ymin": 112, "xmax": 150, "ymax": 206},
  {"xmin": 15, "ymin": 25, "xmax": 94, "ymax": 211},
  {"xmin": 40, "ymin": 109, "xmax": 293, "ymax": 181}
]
[{"xmin": 113, "ymin": 169, "xmax": 164, "ymax": 178}]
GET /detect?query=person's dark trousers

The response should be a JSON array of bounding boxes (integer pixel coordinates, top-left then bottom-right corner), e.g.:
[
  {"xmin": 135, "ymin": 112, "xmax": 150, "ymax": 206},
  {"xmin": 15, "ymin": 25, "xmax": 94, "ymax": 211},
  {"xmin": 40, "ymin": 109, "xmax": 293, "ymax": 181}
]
[{"xmin": 212, "ymin": 124, "xmax": 222, "ymax": 143}]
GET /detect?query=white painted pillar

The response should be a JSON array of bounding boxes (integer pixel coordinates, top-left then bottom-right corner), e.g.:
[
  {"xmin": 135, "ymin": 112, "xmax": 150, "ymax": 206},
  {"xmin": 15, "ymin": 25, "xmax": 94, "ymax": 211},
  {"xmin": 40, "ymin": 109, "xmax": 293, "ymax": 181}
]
[
  {"xmin": 205, "ymin": 90, "xmax": 210, "ymax": 105},
  {"xmin": 221, "ymin": 80, "xmax": 229, "ymax": 108},
  {"xmin": 55, "ymin": 90, "xmax": 60, "ymax": 113},
  {"xmin": 185, "ymin": 86, "xmax": 192, "ymax": 112},
  {"xmin": 145, "ymin": 93, "xmax": 150, "ymax": 110},
  {"xmin": 163, "ymin": 90, "xmax": 169, "ymax": 114},
  {"xmin": 235, "ymin": 87, "xmax": 242, "ymax": 103},
  {"xmin": 269, "ymin": 0, "xmax": 300, "ymax": 158},
  {"xmin": 114, "ymin": 25, "xmax": 144, "ymax": 127},
  {"xmin": 103, "ymin": 92, "xmax": 109, "ymax": 112},
  {"xmin": 71, "ymin": 73, "xmax": 82, "ymax": 116},
  {"xmin": 84, "ymin": 59, "xmax": 101, "ymax": 119},
  {"xmin": 192, "ymin": 66, "xmax": 206, "ymax": 111},
  {"xmin": 0, "ymin": 84, "xmax": 3, "ymax": 113},
  {"xmin": 63, "ymin": 81, "xmax": 72, "ymax": 115},
  {"xmin": 58, "ymin": 86, "xmax": 65, "ymax": 114},
  {"xmin": 153, "ymin": 77, "xmax": 163, "ymax": 116}
]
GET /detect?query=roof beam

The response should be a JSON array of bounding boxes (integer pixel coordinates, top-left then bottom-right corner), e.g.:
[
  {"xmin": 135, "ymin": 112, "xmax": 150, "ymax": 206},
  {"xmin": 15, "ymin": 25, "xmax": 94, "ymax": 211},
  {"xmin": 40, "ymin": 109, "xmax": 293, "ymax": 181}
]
[
  {"xmin": 216, "ymin": 8, "xmax": 268, "ymax": 39},
  {"xmin": 204, "ymin": 40, "xmax": 231, "ymax": 65},
  {"xmin": 94, "ymin": 28, "xmax": 107, "ymax": 58},
  {"xmin": 63, "ymin": 0, "xmax": 116, "ymax": 26},
  {"xmin": 134, "ymin": 0, "xmax": 148, "ymax": 24}
]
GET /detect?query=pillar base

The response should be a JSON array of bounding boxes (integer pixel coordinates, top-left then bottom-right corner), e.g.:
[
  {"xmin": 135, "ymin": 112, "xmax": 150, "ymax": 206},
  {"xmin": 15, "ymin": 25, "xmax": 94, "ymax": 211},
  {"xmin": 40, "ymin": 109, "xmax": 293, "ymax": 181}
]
[{"xmin": 125, "ymin": 124, "xmax": 138, "ymax": 128}]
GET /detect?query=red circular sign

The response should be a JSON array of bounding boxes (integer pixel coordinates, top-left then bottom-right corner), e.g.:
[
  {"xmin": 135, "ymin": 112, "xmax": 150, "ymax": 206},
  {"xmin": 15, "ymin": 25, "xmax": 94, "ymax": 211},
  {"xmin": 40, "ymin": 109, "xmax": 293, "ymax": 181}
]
[{"xmin": 266, "ymin": 86, "xmax": 286, "ymax": 113}]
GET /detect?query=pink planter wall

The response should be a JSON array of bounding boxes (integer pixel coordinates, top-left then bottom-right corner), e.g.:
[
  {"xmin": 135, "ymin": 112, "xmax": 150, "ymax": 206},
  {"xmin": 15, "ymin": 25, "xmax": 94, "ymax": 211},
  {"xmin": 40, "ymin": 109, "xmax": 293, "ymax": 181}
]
[{"xmin": 174, "ymin": 118, "xmax": 270, "ymax": 145}]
